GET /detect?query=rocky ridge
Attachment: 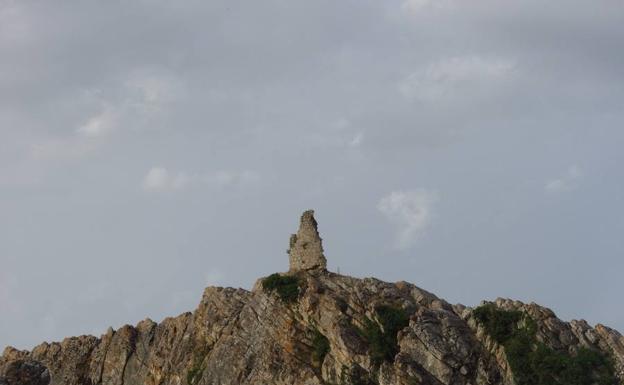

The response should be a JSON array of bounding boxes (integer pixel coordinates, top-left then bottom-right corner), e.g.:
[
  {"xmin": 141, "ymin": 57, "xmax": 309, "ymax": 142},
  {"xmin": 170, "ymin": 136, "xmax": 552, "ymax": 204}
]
[{"xmin": 2, "ymin": 211, "xmax": 623, "ymax": 385}]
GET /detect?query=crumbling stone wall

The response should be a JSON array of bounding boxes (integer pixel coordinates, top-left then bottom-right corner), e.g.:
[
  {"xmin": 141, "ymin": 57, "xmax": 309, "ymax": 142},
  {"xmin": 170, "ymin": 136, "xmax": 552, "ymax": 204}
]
[{"xmin": 288, "ymin": 210, "xmax": 327, "ymax": 272}]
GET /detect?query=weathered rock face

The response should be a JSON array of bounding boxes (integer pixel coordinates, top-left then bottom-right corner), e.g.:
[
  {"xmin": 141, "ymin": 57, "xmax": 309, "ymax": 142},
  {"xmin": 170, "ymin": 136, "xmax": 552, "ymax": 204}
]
[
  {"xmin": 1, "ymin": 211, "xmax": 623, "ymax": 385},
  {"xmin": 289, "ymin": 210, "xmax": 327, "ymax": 272},
  {"xmin": 0, "ymin": 359, "xmax": 50, "ymax": 385}
]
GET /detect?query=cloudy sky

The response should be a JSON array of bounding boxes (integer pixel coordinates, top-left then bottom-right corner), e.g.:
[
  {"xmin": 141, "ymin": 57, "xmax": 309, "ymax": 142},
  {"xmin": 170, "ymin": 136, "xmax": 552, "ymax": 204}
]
[{"xmin": 1, "ymin": 0, "xmax": 623, "ymax": 349}]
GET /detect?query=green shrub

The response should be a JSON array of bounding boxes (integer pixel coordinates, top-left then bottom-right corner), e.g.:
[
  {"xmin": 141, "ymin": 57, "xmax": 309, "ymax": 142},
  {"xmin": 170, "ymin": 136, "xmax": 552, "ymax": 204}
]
[
  {"xmin": 262, "ymin": 273, "xmax": 301, "ymax": 303},
  {"xmin": 311, "ymin": 328, "xmax": 330, "ymax": 365},
  {"xmin": 357, "ymin": 305, "xmax": 409, "ymax": 366},
  {"xmin": 376, "ymin": 305, "xmax": 410, "ymax": 337},
  {"xmin": 473, "ymin": 304, "xmax": 619, "ymax": 385},
  {"xmin": 473, "ymin": 304, "xmax": 523, "ymax": 343},
  {"xmin": 186, "ymin": 344, "xmax": 209, "ymax": 385},
  {"xmin": 186, "ymin": 365, "xmax": 203, "ymax": 385},
  {"xmin": 358, "ymin": 318, "xmax": 385, "ymax": 366}
]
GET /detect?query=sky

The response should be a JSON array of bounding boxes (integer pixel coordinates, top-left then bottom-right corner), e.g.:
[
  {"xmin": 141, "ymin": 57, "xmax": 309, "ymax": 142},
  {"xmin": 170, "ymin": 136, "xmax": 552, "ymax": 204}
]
[{"xmin": 1, "ymin": 0, "xmax": 623, "ymax": 350}]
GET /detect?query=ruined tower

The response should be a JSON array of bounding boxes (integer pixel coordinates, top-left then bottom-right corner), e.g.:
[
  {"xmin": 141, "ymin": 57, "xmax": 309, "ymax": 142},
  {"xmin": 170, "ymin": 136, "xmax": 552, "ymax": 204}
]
[{"xmin": 288, "ymin": 210, "xmax": 327, "ymax": 272}]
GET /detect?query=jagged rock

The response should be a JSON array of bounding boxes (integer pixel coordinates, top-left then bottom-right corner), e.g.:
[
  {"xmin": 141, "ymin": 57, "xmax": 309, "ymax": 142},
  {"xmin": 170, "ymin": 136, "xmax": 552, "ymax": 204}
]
[
  {"xmin": 0, "ymin": 210, "xmax": 622, "ymax": 385},
  {"xmin": 0, "ymin": 359, "xmax": 50, "ymax": 385}
]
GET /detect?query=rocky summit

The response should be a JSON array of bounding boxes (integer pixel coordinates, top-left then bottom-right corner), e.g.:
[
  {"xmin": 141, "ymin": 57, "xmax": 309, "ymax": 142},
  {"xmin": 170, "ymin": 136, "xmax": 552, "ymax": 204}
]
[{"xmin": 2, "ymin": 211, "xmax": 623, "ymax": 385}]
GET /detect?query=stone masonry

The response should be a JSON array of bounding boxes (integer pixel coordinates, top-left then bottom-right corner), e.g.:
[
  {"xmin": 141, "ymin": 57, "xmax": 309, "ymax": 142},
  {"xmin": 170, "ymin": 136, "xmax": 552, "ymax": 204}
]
[{"xmin": 288, "ymin": 210, "xmax": 327, "ymax": 272}]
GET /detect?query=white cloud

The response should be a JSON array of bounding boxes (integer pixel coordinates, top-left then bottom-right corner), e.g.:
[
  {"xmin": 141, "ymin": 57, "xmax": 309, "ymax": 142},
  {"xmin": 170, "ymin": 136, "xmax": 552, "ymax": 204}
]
[
  {"xmin": 28, "ymin": 106, "xmax": 114, "ymax": 163},
  {"xmin": 330, "ymin": 118, "xmax": 350, "ymax": 130},
  {"xmin": 209, "ymin": 170, "xmax": 260, "ymax": 188},
  {"xmin": 142, "ymin": 167, "xmax": 189, "ymax": 191},
  {"xmin": 76, "ymin": 107, "xmax": 117, "ymax": 137},
  {"xmin": 142, "ymin": 167, "xmax": 259, "ymax": 192},
  {"xmin": 142, "ymin": 167, "xmax": 169, "ymax": 191},
  {"xmin": 310, "ymin": 118, "xmax": 364, "ymax": 149},
  {"xmin": 27, "ymin": 71, "xmax": 182, "ymax": 167},
  {"xmin": 546, "ymin": 165, "xmax": 583, "ymax": 193},
  {"xmin": 348, "ymin": 133, "xmax": 364, "ymax": 148},
  {"xmin": 34, "ymin": 70, "xmax": 183, "ymax": 165},
  {"xmin": 401, "ymin": 0, "xmax": 454, "ymax": 14},
  {"xmin": 378, "ymin": 189, "xmax": 437, "ymax": 249},
  {"xmin": 124, "ymin": 69, "xmax": 184, "ymax": 119},
  {"xmin": 399, "ymin": 55, "xmax": 516, "ymax": 101},
  {"xmin": 76, "ymin": 70, "xmax": 183, "ymax": 139}
]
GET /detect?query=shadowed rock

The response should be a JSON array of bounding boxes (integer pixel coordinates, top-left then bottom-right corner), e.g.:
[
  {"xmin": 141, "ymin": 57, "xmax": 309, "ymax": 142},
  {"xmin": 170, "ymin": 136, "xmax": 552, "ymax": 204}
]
[{"xmin": 0, "ymin": 359, "xmax": 50, "ymax": 385}]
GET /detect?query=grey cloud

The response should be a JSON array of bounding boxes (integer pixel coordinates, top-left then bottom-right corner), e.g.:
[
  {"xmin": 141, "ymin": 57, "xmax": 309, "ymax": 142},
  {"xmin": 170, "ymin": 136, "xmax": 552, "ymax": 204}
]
[{"xmin": 1, "ymin": 0, "xmax": 623, "ymax": 349}]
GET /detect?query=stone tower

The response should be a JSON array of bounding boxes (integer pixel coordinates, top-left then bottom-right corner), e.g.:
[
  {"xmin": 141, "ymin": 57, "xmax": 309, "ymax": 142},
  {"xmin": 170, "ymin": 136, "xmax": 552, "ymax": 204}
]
[{"xmin": 288, "ymin": 210, "xmax": 327, "ymax": 272}]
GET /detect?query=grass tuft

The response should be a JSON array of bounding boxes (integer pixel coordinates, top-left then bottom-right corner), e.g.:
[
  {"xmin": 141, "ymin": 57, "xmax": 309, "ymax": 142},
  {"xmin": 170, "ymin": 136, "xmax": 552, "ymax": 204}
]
[
  {"xmin": 357, "ymin": 305, "xmax": 409, "ymax": 366},
  {"xmin": 311, "ymin": 328, "xmax": 330, "ymax": 365},
  {"xmin": 262, "ymin": 273, "xmax": 301, "ymax": 303}
]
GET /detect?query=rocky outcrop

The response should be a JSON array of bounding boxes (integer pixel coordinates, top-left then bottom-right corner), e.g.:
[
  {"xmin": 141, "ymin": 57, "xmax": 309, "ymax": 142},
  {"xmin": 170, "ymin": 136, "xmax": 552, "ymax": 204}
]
[
  {"xmin": 0, "ymin": 359, "xmax": 50, "ymax": 385},
  {"xmin": 1, "ymin": 211, "xmax": 622, "ymax": 385}
]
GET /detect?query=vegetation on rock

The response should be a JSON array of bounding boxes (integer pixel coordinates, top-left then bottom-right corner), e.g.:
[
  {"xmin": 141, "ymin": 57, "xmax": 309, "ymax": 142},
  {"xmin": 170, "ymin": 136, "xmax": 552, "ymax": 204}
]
[
  {"xmin": 311, "ymin": 328, "xmax": 330, "ymax": 365},
  {"xmin": 262, "ymin": 273, "xmax": 301, "ymax": 303},
  {"xmin": 474, "ymin": 304, "xmax": 619, "ymax": 385},
  {"xmin": 186, "ymin": 364, "xmax": 203, "ymax": 385},
  {"xmin": 338, "ymin": 364, "xmax": 377, "ymax": 385},
  {"xmin": 186, "ymin": 343, "xmax": 210, "ymax": 385},
  {"xmin": 357, "ymin": 305, "xmax": 410, "ymax": 366}
]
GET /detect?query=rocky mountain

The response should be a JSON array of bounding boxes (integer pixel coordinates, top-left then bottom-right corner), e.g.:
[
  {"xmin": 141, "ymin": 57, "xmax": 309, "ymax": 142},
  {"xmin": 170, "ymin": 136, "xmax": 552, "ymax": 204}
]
[{"xmin": 2, "ymin": 211, "xmax": 623, "ymax": 385}]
